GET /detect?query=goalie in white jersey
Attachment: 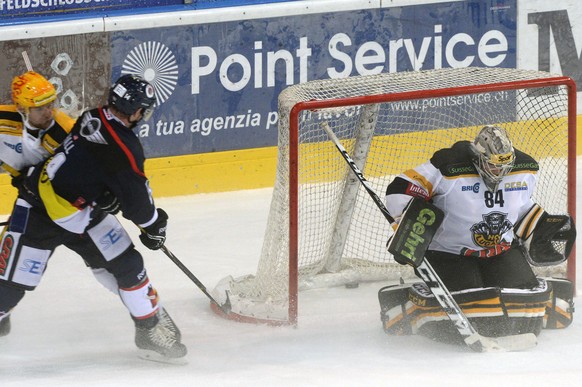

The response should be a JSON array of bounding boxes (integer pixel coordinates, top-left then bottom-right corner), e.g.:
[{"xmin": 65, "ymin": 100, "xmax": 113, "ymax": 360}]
[{"xmin": 379, "ymin": 126, "xmax": 576, "ymax": 344}]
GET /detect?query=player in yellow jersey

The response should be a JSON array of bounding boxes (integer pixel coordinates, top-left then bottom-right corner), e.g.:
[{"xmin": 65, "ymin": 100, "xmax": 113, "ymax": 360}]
[
  {"xmin": 0, "ymin": 71, "xmax": 74, "ymax": 336},
  {"xmin": 0, "ymin": 71, "xmax": 74, "ymax": 176}
]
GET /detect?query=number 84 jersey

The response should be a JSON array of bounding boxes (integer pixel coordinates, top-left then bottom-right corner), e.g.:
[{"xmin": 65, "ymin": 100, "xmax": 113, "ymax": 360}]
[{"xmin": 385, "ymin": 141, "xmax": 538, "ymax": 258}]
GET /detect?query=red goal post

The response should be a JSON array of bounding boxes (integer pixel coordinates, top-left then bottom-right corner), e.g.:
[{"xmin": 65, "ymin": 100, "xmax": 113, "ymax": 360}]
[{"xmin": 212, "ymin": 67, "xmax": 577, "ymax": 326}]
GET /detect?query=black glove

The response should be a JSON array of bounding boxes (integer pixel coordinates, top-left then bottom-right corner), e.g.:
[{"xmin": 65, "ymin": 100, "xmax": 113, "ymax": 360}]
[
  {"xmin": 95, "ymin": 190, "xmax": 121, "ymax": 215},
  {"xmin": 139, "ymin": 208, "xmax": 168, "ymax": 250},
  {"xmin": 10, "ymin": 173, "xmax": 25, "ymax": 189},
  {"xmin": 528, "ymin": 213, "xmax": 576, "ymax": 265}
]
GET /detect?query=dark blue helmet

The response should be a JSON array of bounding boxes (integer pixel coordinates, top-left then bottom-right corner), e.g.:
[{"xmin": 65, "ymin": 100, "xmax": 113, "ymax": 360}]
[{"xmin": 108, "ymin": 74, "xmax": 156, "ymax": 119}]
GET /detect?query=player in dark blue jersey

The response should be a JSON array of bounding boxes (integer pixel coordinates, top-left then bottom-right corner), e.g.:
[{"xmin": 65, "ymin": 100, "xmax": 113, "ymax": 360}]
[{"xmin": 1, "ymin": 75, "xmax": 186, "ymax": 362}]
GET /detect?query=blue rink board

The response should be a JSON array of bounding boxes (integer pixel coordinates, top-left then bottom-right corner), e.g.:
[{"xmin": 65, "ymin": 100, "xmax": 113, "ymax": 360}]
[
  {"xmin": 109, "ymin": 0, "xmax": 517, "ymax": 157},
  {"xmin": 0, "ymin": 0, "xmax": 300, "ymax": 25}
]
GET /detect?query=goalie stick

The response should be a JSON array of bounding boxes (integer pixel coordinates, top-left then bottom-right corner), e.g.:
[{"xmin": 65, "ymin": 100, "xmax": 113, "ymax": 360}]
[
  {"xmin": 320, "ymin": 121, "xmax": 536, "ymax": 352},
  {"xmin": 161, "ymin": 245, "xmax": 232, "ymax": 315}
]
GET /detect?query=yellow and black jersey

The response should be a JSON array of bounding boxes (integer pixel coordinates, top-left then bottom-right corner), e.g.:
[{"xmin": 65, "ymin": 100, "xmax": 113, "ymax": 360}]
[
  {"xmin": 385, "ymin": 141, "xmax": 539, "ymax": 258},
  {"xmin": 0, "ymin": 104, "xmax": 74, "ymax": 176}
]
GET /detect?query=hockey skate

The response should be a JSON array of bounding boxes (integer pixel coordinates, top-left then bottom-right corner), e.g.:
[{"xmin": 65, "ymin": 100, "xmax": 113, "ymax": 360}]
[
  {"xmin": 134, "ymin": 307, "xmax": 187, "ymax": 363},
  {"xmin": 0, "ymin": 315, "xmax": 10, "ymax": 337}
]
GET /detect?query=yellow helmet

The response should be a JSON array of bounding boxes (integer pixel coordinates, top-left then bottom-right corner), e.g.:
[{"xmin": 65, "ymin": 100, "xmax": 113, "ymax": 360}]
[{"xmin": 11, "ymin": 71, "xmax": 57, "ymax": 108}]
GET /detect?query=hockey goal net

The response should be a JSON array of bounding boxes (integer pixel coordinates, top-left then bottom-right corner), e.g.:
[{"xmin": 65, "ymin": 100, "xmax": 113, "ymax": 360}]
[{"xmin": 212, "ymin": 67, "xmax": 576, "ymax": 325}]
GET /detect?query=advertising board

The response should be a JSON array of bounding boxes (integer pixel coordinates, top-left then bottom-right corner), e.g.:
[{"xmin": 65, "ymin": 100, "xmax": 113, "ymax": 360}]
[
  {"xmin": 0, "ymin": 0, "xmax": 183, "ymax": 20},
  {"xmin": 109, "ymin": 0, "xmax": 517, "ymax": 157}
]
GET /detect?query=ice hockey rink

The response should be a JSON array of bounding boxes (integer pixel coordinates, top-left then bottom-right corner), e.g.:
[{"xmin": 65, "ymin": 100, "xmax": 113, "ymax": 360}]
[{"xmin": 1, "ymin": 161, "xmax": 581, "ymax": 387}]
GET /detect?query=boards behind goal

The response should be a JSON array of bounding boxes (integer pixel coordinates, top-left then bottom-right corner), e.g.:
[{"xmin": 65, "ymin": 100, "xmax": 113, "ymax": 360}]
[{"xmin": 212, "ymin": 67, "xmax": 576, "ymax": 325}]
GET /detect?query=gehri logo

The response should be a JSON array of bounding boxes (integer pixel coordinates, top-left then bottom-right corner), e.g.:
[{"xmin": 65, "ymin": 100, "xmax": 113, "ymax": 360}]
[
  {"xmin": 461, "ymin": 182, "xmax": 480, "ymax": 193},
  {"xmin": 121, "ymin": 41, "xmax": 178, "ymax": 106}
]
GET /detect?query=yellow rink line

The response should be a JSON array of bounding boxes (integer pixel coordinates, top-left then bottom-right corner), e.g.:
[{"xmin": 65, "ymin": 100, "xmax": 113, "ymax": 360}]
[
  {"xmin": 1, "ymin": 115, "xmax": 581, "ymax": 215},
  {"xmin": 0, "ymin": 147, "xmax": 278, "ymax": 215}
]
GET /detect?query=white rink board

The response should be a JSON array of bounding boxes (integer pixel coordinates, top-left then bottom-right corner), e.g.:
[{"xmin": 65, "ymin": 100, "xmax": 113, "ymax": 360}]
[{"xmin": 517, "ymin": 0, "xmax": 582, "ymax": 111}]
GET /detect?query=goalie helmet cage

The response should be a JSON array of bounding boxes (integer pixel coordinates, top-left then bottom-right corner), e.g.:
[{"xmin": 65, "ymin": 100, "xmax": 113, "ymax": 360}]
[{"xmin": 211, "ymin": 67, "xmax": 576, "ymax": 326}]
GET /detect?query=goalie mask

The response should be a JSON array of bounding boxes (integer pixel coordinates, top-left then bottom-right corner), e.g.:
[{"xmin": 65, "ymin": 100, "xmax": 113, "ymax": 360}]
[
  {"xmin": 470, "ymin": 125, "xmax": 515, "ymax": 192},
  {"xmin": 108, "ymin": 74, "xmax": 156, "ymax": 125}
]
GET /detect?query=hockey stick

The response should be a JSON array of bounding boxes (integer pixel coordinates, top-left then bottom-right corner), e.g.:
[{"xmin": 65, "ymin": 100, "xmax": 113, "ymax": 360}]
[
  {"xmin": 160, "ymin": 245, "xmax": 232, "ymax": 315},
  {"xmin": 22, "ymin": 51, "xmax": 33, "ymax": 71},
  {"xmin": 321, "ymin": 121, "xmax": 537, "ymax": 352}
]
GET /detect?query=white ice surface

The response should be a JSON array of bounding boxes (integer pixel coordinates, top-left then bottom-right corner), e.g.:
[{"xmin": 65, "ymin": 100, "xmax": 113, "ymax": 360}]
[{"xmin": 1, "ymin": 167, "xmax": 582, "ymax": 387}]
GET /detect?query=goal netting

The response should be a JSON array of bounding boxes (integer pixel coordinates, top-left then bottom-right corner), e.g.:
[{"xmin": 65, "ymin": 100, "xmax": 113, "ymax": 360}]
[{"xmin": 212, "ymin": 67, "xmax": 576, "ymax": 325}]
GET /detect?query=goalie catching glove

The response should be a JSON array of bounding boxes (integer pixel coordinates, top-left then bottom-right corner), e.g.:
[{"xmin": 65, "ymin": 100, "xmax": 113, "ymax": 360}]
[
  {"xmin": 139, "ymin": 208, "xmax": 168, "ymax": 250},
  {"xmin": 515, "ymin": 204, "xmax": 576, "ymax": 266}
]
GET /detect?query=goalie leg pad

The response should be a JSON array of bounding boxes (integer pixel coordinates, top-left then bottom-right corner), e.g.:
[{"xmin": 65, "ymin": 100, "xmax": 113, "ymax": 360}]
[
  {"xmin": 379, "ymin": 283, "xmax": 502, "ymax": 340},
  {"xmin": 407, "ymin": 284, "xmax": 506, "ymax": 344},
  {"xmin": 380, "ymin": 281, "xmax": 551, "ymax": 344},
  {"xmin": 498, "ymin": 279, "xmax": 551, "ymax": 337},
  {"xmin": 543, "ymin": 278, "xmax": 574, "ymax": 329},
  {"xmin": 378, "ymin": 283, "xmax": 414, "ymax": 335}
]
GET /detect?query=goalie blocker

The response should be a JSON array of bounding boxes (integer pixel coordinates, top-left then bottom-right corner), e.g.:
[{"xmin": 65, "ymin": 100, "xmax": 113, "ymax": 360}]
[
  {"xmin": 378, "ymin": 277, "xmax": 574, "ymax": 344},
  {"xmin": 387, "ymin": 197, "xmax": 444, "ymax": 268}
]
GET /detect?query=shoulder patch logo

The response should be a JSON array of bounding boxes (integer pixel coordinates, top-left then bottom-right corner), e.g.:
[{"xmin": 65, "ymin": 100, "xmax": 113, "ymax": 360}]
[{"xmin": 80, "ymin": 117, "xmax": 107, "ymax": 145}]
